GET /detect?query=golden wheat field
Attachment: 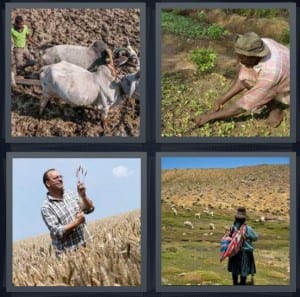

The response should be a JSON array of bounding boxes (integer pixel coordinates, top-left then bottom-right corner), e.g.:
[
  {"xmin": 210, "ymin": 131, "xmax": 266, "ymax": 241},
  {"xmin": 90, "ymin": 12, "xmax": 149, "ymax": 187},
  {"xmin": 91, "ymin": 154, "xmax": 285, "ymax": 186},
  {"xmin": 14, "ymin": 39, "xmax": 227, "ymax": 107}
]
[{"xmin": 13, "ymin": 210, "xmax": 141, "ymax": 286}]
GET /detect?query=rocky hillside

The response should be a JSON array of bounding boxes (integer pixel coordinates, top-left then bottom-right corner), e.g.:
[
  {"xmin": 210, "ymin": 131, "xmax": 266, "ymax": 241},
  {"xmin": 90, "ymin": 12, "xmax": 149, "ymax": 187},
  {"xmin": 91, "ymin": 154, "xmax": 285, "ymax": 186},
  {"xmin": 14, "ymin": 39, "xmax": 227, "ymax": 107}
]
[{"xmin": 162, "ymin": 165, "xmax": 290, "ymax": 219}]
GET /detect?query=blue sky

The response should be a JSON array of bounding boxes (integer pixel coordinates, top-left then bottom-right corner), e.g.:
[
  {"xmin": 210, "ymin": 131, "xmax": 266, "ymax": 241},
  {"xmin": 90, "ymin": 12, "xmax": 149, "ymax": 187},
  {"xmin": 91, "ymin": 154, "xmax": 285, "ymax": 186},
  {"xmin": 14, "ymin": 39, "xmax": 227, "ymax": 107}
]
[
  {"xmin": 12, "ymin": 158, "xmax": 141, "ymax": 241},
  {"xmin": 161, "ymin": 156, "xmax": 290, "ymax": 170}
]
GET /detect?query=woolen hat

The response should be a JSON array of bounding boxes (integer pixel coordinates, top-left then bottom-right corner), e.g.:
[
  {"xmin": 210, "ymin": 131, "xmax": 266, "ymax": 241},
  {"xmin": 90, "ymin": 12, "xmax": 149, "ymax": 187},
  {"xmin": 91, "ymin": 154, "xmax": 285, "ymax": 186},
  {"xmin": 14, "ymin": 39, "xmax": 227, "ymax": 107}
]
[
  {"xmin": 235, "ymin": 207, "xmax": 247, "ymax": 219},
  {"xmin": 234, "ymin": 32, "xmax": 270, "ymax": 57}
]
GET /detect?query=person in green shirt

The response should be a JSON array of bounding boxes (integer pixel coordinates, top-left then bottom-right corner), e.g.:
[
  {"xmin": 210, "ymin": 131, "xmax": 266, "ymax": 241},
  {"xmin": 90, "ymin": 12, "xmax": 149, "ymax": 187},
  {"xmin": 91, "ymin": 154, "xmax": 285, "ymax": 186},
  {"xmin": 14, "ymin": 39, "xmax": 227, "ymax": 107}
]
[{"xmin": 11, "ymin": 15, "xmax": 40, "ymax": 75}]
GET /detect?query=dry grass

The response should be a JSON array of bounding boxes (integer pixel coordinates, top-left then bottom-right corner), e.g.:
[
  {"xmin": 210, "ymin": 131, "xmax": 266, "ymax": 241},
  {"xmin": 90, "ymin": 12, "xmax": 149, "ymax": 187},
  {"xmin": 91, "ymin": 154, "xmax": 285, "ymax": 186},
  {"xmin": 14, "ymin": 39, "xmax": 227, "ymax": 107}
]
[
  {"xmin": 162, "ymin": 165, "xmax": 290, "ymax": 218},
  {"xmin": 13, "ymin": 210, "xmax": 141, "ymax": 286}
]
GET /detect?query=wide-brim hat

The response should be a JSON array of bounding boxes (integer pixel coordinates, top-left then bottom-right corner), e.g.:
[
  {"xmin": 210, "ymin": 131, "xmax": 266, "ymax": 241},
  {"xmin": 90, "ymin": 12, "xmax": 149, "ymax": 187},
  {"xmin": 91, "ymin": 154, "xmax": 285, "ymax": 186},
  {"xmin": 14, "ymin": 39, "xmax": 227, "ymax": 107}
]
[
  {"xmin": 234, "ymin": 32, "xmax": 270, "ymax": 57},
  {"xmin": 235, "ymin": 207, "xmax": 247, "ymax": 219}
]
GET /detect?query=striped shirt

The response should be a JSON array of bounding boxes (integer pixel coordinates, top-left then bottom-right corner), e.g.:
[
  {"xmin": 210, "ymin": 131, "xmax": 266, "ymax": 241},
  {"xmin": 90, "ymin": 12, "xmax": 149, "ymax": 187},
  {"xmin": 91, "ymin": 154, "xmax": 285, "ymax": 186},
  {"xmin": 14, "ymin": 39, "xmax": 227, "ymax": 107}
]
[
  {"xmin": 41, "ymin": 190, "xmax": 94, "ymax": 252},
  {"xmin": 237, "ymin": 38, "xmax": 290, "ymax": 112}
]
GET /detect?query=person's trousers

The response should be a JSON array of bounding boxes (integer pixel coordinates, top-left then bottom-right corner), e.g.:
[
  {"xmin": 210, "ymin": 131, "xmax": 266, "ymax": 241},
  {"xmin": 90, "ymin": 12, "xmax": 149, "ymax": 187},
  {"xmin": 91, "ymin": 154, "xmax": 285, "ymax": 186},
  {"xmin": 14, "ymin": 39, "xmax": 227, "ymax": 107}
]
[{"xmin": 13, "ymin": 47, "xmax": 35, "ymax": 70}]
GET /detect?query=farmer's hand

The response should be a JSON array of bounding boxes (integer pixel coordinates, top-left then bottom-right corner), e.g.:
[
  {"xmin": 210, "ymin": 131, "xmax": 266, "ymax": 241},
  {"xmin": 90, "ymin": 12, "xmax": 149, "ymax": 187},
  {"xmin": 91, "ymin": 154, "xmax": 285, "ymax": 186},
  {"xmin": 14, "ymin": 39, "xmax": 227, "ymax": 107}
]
[
  {"xmin": 212, "ymin": 99, "xmax": 224, "ymax": 112},
  {"xmin": 75, "ymin": 210, "xmax": 85, "ymax": 225},
  {"xmin": 77, "ymin": 182, "xmax": 87, "ymax": 198}
]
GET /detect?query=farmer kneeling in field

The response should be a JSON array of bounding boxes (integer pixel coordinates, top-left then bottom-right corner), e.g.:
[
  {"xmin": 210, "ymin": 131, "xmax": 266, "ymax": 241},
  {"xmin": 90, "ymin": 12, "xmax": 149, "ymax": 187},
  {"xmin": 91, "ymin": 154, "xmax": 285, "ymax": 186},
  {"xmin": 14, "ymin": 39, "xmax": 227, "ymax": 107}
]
[
  {"xmin": 11, "ymin": 15, "xmax": 40, "ymax": 76},
  {"xmin": 41, "ymin": 169, "xmax": 94, "ymax": 255},
  {"xmin": 193, "ymin": 32, "xmax": 290, "ymax": 128}
]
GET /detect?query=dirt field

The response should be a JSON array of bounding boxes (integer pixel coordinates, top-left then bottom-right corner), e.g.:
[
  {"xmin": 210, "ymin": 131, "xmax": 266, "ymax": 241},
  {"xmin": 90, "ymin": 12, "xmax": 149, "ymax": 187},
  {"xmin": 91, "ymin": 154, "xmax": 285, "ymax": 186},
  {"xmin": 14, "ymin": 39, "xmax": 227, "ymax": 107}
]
[{"xmin": 11, "ymin": 8, "xmax": 140, "ymax": 137}]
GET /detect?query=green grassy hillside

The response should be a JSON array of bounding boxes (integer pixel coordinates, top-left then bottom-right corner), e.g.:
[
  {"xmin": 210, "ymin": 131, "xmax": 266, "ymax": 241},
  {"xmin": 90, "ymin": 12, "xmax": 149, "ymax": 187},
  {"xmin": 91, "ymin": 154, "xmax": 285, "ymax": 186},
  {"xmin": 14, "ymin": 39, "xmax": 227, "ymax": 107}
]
[{"xmin": 161, "ymin": 165, "xmax": 290, "ymax": 285}]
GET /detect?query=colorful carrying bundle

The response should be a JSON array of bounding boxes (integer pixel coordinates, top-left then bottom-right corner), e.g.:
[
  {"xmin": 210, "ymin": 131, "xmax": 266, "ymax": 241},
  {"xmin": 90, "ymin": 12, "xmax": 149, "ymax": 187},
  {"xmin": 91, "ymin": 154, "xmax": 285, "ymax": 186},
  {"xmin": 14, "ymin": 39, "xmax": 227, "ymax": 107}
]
[{"xmin": 220, "ymin": 224, "xmax": 247, "ymax": 262}]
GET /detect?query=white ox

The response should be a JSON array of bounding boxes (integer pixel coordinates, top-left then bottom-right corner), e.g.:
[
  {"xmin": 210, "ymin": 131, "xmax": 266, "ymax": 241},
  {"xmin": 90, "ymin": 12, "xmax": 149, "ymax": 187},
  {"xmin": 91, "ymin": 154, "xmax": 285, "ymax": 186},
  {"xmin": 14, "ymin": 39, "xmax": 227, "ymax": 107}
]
[
  {"xmin": 39, "ymin": 60, "xmax": 140, "ymax": 122},
  {"xmin": 42, "ymin": 38, "xmax": 139, "ymax": 70},
  {"xmin": 42, "ymin": 40, "xmax": 109, "ymax": 69}
]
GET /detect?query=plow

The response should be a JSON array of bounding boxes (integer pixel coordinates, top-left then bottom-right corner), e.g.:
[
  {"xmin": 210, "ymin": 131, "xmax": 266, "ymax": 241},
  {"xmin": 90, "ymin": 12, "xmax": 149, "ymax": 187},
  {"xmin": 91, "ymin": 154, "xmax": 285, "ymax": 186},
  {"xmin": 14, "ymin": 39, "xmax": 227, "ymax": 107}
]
[{"xmin": 15, "ymin": 77, "xmax": 40, "ymax": 86}]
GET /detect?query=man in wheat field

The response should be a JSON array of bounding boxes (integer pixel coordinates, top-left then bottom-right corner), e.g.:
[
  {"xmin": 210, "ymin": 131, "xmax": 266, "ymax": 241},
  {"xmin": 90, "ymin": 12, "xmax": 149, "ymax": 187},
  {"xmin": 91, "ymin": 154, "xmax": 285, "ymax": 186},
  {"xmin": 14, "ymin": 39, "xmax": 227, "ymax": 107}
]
[
  {"xmin": 41, "ymin": 169, "xmax": 94, "ymax": 255},
  {"xmin": 193, "ymin": 32, "xmax": 290, "ymax": 128}
]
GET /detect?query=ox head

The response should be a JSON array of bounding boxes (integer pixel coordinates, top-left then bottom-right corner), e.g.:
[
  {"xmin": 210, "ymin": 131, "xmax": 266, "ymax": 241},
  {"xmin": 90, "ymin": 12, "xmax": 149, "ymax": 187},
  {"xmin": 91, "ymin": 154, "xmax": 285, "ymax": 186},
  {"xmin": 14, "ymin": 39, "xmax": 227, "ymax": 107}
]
[
  {"xmin": 89, "ymin": 39, "xmax": 140, "ymax": 72},
  {"xmin": 120, "ymin": 70, "xmax": 140, "ymax": 99},
  {"xmin": 113, "ymin": 37, "xmax": 140, "ymax": 69}
]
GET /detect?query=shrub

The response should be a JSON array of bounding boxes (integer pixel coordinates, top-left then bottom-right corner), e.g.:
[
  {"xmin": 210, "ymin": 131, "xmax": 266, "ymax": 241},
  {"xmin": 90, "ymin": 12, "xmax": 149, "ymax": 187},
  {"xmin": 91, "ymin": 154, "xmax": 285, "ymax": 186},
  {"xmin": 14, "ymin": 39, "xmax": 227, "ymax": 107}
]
[
  {"xmin": 189, "ymin": 48, "xmax": 217, "ymax": 73},
  {"xmin": 206, "ymin": 23, "xmax": 226, "ymax": 39},
  {"xmin": 162, "ymin": 11, "xmax": 206, "ymax": 38}
]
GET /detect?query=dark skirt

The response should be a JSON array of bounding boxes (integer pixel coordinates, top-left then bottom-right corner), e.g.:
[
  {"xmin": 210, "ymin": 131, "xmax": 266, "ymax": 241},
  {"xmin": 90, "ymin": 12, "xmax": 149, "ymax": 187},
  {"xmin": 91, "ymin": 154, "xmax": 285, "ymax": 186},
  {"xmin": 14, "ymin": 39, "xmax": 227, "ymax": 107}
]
[{"xmin": 228, "ymin": 250, "xmax": 256, "ymax": 277}]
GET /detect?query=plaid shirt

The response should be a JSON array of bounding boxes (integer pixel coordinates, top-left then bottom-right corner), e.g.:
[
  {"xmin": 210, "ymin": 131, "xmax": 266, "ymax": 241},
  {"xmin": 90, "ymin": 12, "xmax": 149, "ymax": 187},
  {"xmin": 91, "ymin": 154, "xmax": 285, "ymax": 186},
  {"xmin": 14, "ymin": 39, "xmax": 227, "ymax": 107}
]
[
  {"xmin": 41, "ymin": 190, "xmax": 94, "ymax": 252},
  {"xmin": 237, "ymin": 38, "xmax": 290, "ymax": 112}
]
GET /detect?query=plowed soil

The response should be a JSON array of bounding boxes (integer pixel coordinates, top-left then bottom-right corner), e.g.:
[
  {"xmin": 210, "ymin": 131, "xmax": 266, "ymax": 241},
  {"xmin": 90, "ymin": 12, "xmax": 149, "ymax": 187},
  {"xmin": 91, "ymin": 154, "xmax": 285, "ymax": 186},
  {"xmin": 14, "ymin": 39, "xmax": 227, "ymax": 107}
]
[{"xmin": 11, "ymin": 8, "xmax": 140, "ymax": 137}]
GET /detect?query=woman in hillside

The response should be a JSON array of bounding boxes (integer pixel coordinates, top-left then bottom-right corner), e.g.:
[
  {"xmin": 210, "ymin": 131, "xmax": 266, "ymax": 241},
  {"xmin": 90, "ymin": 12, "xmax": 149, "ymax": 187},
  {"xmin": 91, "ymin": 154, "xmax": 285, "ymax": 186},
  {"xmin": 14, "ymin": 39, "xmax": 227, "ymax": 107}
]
[{"xmin": 228, "ymin": 207, "xmax": 258, "ymax": 285}]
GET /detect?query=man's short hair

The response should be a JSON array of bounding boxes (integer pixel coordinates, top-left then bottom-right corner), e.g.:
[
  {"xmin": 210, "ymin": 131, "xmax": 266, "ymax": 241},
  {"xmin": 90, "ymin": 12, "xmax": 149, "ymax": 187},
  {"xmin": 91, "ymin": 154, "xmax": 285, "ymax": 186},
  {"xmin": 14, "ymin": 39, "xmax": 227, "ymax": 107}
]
[
  {"xmin": 15, "ymin": 16, "xmax": 24, "ymax": 24},
  {"xmin": 43, "ymin": 168, "xmax": 56, "ymax": 187}
]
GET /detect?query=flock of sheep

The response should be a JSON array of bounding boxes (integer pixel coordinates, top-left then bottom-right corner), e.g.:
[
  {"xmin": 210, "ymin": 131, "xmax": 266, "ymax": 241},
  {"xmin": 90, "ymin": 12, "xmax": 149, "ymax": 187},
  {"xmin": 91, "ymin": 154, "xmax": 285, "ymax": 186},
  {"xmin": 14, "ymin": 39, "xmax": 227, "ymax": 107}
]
[
  {"xmin": 167, "ymin": 203, "xmax": 267, "ymax": 232},
  {"xmin": 170, "ymin": 204, "xmax": 215, "ymax": 231},
  {"xmin": 12, "ymin": 37, "xmax": 140, "ymax": 127}
]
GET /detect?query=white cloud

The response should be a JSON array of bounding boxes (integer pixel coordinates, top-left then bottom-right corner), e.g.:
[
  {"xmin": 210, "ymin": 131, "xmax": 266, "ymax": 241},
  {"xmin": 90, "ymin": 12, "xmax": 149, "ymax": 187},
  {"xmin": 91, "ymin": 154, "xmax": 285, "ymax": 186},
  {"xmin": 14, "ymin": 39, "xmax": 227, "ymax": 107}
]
[{"xmin": 112, "ymin": 165, "xmax": 134, "ymax": 178}]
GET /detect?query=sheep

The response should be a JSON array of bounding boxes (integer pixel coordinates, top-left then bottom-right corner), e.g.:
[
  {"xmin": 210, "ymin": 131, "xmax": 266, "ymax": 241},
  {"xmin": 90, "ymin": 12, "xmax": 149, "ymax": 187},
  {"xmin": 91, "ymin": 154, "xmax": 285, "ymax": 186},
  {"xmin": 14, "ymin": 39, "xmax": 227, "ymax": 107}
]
[
  {"xmin": 39, "ymin": 50, "xmax": 140, "ymax": 123},
  {"xmin": 194, "ymin": 213, "xmax": 201, "ymax": 219},
  {"xmin": 183, "ymin": 221, "xmax": 194, "ymax": 229},
  {"xmin": 171, "ymin": 207, "xmax": 178, "ymax": 216},
  {"xmin": 203, "ymin": 208, "xmax": 209, "ymax": 214},
  {"xmin": 203, "ymin": 208, "xmax": 213, "ymax": 217},
  {"xmin": 42, "ymin": 40, "xmax": 109, "ymax": 69},
  {"xmin": 209, "ymin": 223, "xmax": 215, "ymax": 230},
  {"xmin": 255, "ymin": 216, "xmax": 266, "ymax": 223},
  {"xmin": 185, "ymin": 207, "xmax": 192, "ymax": 212}
]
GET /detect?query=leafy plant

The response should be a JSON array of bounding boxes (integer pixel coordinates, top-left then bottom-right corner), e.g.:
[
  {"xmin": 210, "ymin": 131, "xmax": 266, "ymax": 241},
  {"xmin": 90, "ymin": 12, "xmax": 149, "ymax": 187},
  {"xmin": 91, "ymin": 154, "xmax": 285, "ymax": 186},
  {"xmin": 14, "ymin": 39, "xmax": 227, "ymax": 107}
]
[
  {"xmin": 161, "ymin": 11, "xmax": 225, "ymax": 40},
  {"xmin": 206, "ymin": 23, "xmax": 226, "ymax": 39},
  {"xmin": 189, "ymin": 48, "xmax": 217, "ymax": 73},
  {"xmin": 162, "ymin": 11, "xmax": 206, "ymax": 38}
]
